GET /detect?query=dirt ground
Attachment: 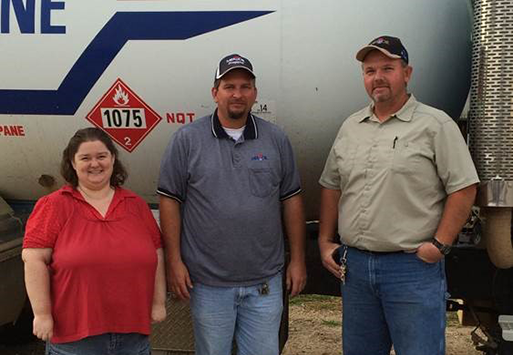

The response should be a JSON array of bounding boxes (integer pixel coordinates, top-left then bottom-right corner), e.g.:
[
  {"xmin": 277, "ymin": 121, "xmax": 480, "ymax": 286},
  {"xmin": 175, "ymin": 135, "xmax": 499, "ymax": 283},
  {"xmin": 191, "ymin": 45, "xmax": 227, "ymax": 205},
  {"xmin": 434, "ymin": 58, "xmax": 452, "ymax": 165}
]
[
  {"xmin": 0, "ymin": 295, "xmax": 485, "ymax": 355},
  {"xmin": 281, "ymin": 295, "xmax": 482, "ymax": 355}
]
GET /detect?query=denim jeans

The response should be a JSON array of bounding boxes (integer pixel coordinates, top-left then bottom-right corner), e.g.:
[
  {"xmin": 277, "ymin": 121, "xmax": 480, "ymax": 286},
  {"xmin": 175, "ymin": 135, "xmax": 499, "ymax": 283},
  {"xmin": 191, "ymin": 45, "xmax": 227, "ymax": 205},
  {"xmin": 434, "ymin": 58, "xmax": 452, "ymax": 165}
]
[
  {"xmin": 341, "ymin": 247, "xmax": 447, "ymax": 355},
  {"xmin": 190, "ymin": 272, "xmax": 283, "ymax": 355},
  {"xmin": 46, "ymin": 333, "xmax": 150, "ymax": 355}
]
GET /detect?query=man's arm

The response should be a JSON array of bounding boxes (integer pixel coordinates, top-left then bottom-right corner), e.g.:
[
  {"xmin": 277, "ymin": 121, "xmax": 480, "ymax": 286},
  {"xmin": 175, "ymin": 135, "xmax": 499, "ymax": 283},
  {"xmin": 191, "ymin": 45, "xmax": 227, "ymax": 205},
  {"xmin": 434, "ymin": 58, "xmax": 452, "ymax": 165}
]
[
  {"xmin": 318, "ymin": 187, "xmax": 342, "ymax": 278},
  {"xmin": 416, "ymin": 184, "xmax": 477, "ymax": 263},
  {"xmin": 159, "ymin": 196, "xmax": 193, "ymax": 300},
  {"xmin": 282, "ymin": 194, "xmax": 307, "ymax": 297}
]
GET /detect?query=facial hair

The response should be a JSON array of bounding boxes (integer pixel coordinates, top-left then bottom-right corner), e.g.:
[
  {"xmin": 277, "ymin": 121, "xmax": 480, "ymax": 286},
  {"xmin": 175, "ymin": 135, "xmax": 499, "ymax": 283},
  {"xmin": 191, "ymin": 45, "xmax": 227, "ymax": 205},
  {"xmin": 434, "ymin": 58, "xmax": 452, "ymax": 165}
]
[
  {"xmin": 227, "ymin": 101, "xmax": 248, "ymax": 120},
  {"xmin": 228, "ymin": 110, "xmax": 246, "ymax": 120},
  {"xmin": 371, "ymin": 79, "xmax": 391, "ymax": 103}
]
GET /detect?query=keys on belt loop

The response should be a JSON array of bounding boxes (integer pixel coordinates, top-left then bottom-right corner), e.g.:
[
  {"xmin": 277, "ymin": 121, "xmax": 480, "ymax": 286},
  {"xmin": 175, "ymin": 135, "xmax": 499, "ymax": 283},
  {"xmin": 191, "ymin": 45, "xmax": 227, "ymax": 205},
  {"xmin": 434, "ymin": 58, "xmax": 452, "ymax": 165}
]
[
  {"xmin": 259, "ymin": 282, "xmax": 269, "ymax": 295},
  {"xmin": 340, "ymin": 246, "xmax": 348, "ymax": 285}
]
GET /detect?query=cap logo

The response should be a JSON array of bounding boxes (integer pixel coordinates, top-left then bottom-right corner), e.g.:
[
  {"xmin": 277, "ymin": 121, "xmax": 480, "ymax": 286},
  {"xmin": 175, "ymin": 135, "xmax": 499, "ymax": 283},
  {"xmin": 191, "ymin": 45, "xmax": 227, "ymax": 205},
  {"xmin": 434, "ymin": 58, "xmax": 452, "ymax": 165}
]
[
  {"xmin": 226, "ymin": 56, "xmax": 245, "ymax": 65},
  {"xmin": 373, "ymin": 37, "xmax": 389, "ymax": 45}
]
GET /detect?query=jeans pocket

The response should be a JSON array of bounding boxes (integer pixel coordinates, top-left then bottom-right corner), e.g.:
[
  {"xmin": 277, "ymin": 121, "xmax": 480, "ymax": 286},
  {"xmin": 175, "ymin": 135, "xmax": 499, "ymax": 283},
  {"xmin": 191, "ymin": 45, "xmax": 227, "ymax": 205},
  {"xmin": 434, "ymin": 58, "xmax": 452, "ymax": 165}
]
[
  {"xmin": 139, "ymin": 343, "xmax": 151, "ymax": 355},
  {"xmin": 413, "ymin": 252, "xmax": 438, "ymax": 265},
  {"xmin": 46, "ymin": 343, "xmax": 73, "ymax": 355}
]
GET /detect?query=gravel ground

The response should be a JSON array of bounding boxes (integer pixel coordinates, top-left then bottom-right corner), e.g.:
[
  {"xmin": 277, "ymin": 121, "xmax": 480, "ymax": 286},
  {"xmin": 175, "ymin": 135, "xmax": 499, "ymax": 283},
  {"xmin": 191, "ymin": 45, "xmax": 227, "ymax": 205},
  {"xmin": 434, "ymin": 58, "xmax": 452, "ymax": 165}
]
[{"xmin": 282, "ymin": 295, "xmax": 483, "ymax": 355}]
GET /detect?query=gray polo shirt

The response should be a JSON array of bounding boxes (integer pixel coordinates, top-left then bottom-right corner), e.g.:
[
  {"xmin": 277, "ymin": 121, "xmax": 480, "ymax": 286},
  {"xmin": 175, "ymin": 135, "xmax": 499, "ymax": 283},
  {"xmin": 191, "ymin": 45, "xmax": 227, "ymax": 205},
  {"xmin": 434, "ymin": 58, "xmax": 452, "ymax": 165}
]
[
  {"xmin": 157, "ymin": 112, "xmax": 301, "ymax": 287},
  {"xmin": 319, "ymin": 95, "xmax": 479, "ymax": 251}
]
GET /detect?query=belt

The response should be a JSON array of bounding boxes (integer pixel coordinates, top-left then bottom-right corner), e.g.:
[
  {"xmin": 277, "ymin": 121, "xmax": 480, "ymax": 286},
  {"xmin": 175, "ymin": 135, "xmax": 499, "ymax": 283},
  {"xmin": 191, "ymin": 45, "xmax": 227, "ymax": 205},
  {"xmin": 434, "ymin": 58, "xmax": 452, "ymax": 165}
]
[{"xmin": 353, "ymin": 247, "xmax": 404, "ymax": 255}]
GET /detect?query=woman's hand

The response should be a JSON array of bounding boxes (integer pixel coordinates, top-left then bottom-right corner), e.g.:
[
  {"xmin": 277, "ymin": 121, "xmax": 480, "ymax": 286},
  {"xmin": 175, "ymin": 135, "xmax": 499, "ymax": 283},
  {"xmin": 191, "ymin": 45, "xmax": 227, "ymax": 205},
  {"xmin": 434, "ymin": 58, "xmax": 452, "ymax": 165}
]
[
  {"xmin": 22, "ymin": 248, "xmax": 53, "ymax": 341},
  {"xmin": 33, "ymin": 314, "xmax": 54, "ymax": 341},
  {"xmin": 151, "ymin": 303, "xmax": 166, "ymax": 324}
]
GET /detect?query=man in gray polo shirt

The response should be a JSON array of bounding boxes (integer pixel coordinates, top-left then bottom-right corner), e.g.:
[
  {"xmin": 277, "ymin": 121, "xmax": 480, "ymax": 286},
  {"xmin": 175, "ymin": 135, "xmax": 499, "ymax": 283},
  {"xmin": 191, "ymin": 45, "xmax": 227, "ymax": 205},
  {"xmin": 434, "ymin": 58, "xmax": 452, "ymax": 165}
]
[
  {"xmin": 158, "ymin": 54, "xmax": 306, "ymax": 355},
  {"xmin": 318, "ymin": 36, "xmax": 479, "ymax": 355}
]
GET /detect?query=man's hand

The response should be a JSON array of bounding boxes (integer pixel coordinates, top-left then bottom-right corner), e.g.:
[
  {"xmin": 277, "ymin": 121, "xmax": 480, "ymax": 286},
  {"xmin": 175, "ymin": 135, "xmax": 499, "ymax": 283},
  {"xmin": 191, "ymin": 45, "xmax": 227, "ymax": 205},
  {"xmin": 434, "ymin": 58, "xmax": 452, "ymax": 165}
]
[
  {"xmin": 415, "ymin": 242, "xmax": 443, "ymax": 263},
  {"xmin": 318, "ymin": 187, "xmax": 342, "ymax": 279},
  {"xmin": 33, "ymin": 314, "xmax": 53, "ymax": 341},
  {"xmin": 168, "ymin": 260, "xmax": 193, "ymax": 300},
  {"xmin": 319, "ymin": 241, "xmax": 342, "ymax": 279},
  {"xmin": 286, "ymin": 259, "xmax": 307, "ymax": 297}
]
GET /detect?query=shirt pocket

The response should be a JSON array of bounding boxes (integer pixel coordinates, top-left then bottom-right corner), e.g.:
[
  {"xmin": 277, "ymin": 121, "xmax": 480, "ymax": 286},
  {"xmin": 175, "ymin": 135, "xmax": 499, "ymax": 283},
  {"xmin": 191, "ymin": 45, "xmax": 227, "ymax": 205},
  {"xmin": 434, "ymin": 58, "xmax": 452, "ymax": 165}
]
[
  {"xmin": 334, "ymin": 140, "xmax": 358, "ymax": 178},
  {"xmin": 249, "ymin": 168, "xmax": 279, "ymax": 198},
  {"xmin": 391, "ymin": 140, "xmax": 421, "ymax": 175}
]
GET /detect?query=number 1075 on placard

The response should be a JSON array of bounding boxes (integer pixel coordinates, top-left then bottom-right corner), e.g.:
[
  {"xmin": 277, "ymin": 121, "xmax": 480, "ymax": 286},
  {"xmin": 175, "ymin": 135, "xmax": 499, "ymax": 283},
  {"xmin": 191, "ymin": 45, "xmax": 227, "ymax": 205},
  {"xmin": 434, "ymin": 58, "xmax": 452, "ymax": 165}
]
[{"xmin": 101, "ymin": 108, "xmax": 147, "ymax": 129}]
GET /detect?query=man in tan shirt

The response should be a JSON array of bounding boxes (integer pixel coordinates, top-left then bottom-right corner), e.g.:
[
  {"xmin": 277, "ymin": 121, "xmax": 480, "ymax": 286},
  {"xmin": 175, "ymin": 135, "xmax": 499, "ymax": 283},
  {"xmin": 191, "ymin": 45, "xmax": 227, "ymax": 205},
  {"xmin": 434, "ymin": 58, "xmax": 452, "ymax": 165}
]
[{"xmin": 318, "ymin": 36, "xmax": 479, "ymax": 355}]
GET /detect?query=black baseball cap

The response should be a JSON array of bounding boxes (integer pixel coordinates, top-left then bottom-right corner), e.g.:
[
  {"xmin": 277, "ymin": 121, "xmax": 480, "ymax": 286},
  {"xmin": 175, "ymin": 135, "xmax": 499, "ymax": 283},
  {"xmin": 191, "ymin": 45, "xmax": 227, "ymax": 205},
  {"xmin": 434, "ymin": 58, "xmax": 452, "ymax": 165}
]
[
  {"xmin": 356, "ymin": 36, "xmax": 409, "ymax": 64},
  {"xmin": 215, "ymin": 54, "xmax": 255, "ymax": 80}
]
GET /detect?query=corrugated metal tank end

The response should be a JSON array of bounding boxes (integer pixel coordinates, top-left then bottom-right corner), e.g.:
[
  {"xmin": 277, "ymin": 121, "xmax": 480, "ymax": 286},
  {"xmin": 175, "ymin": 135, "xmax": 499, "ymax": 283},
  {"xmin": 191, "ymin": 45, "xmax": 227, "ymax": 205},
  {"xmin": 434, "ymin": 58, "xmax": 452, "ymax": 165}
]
[{"xmin": 469, "ymin": 0, "xmax": 513, "ymax": 268}]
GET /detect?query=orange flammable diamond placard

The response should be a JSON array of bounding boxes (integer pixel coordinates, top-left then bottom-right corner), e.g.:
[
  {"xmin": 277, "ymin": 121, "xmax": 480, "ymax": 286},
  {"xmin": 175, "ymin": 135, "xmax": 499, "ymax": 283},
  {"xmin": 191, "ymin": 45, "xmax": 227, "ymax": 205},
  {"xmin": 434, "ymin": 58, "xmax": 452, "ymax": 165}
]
[{"xmin": 86, "ymin": 78, "xmax": 162, "ymax": 152}]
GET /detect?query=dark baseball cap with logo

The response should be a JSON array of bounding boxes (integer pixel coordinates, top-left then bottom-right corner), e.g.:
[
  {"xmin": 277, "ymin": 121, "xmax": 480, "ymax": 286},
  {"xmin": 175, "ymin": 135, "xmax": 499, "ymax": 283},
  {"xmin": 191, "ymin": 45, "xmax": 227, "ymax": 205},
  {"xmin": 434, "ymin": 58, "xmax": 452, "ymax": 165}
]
[
  {"xmin": 215, "ymin": 54, "xmax": 255, "ymax": 80},
  {"xmin": 356, "ymin": 36, "xmax": 409, "ymax": 64}
]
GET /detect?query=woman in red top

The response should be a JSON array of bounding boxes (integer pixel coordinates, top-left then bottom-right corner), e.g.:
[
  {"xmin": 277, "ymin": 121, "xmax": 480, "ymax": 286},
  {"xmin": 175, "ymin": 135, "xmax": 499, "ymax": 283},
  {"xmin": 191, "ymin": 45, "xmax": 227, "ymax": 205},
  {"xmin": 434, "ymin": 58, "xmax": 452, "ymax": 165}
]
[{"xmin": 22, "ymin": 128, "xmax": 166, "ymax": 355}]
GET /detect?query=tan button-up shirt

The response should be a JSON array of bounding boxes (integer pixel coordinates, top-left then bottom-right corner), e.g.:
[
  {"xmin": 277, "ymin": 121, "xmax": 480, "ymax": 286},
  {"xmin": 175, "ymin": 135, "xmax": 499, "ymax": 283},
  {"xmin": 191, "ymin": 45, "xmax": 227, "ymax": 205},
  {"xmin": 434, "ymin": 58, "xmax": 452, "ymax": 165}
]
[{"xmin": 319, "ymin": 95, "xmax": 479, "ymax": 251}]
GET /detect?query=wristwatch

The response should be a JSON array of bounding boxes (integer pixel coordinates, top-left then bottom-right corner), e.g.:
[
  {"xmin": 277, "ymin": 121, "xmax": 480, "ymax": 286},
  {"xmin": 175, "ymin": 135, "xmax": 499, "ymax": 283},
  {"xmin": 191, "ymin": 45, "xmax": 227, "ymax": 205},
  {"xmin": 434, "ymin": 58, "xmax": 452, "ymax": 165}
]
[{"xmin": 431, "ymin": 237, "xmax": 452, "ymax": 255}]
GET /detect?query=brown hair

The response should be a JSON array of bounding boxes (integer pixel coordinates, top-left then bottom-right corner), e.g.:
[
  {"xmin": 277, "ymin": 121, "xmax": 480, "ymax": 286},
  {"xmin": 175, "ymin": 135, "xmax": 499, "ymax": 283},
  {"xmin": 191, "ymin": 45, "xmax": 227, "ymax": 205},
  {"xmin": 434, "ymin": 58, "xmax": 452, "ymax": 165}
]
[{"xmin": 60, "ymin": 127, "xmax": 128, "ymax": 187}]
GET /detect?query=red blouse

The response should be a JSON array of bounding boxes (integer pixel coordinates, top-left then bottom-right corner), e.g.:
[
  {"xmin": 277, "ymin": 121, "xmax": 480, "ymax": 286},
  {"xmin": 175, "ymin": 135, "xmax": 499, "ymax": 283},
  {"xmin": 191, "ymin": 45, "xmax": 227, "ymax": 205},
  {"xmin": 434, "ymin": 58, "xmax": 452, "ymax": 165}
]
[{"xmin": 23, "ymin": 186, "xmax": 162, "ymax": 343}]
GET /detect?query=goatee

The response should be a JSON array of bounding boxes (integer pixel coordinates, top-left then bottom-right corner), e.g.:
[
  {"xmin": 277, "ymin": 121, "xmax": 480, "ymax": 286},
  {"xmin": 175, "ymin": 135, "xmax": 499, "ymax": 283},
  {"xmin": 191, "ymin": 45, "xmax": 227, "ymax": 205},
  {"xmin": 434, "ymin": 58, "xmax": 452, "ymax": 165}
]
[{"xmin": 228, "ymin": 111, "xmax": 247, "ymax": 120}]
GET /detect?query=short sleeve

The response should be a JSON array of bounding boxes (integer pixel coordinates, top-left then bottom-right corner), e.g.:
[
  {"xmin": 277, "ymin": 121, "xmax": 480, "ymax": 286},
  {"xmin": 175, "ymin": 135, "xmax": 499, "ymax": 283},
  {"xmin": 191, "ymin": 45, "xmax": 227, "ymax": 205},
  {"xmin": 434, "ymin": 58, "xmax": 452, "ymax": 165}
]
[
  {"xmin": 138, "ymin": 199, "xmax": 163, "ymax": 249},
  {"xmin": 434, "ymin": 120, "xmax": 480, "ymax": 194},
  {"xmin": 23, "ymin": 195, "xmax": 68, "ymax": 249},
  {"xmin": 278, "ymin": 134, "xmax": 302, "ymax": 201},
  {"xmin": 157, "ymin": 129, "xmax": 189, "ymax": 203},
  {"xmin": 319, "ymin": 141, "xmax": 342, "ymax": 190}
]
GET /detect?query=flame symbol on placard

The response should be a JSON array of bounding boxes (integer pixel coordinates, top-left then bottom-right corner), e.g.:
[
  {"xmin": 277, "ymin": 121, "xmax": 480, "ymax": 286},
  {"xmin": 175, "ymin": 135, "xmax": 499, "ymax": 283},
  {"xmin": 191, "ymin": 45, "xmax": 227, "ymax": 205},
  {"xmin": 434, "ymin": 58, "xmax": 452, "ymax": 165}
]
[{"xmin": 113, "ymin": 86, "xmax": 130, "ymax": 106}]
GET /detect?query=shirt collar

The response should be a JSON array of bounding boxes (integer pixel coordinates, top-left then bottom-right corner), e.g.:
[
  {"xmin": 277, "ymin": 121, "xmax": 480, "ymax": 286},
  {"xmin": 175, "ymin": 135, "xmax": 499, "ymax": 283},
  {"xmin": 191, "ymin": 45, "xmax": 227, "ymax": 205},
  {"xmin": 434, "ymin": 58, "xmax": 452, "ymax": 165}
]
[
  {"xmin": 61, "ymin": 184, "xmax": 86, "ymax": 201},
  {"xmin": 358, "ymin": 94, "xmax": 417, "ymax": 123},
  {"xmin": 61, "ymin": 185, "xmax": 135, "ymax": 202},
  {"xmin": 210, "ymin": 109, "xmax": 258, "ymax": 140}
]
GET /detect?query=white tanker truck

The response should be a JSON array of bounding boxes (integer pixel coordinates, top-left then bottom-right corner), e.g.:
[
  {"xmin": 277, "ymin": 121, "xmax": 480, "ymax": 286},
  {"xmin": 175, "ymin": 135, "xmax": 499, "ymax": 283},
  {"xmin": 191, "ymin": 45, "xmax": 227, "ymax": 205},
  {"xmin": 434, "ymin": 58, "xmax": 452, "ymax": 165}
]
[{"xmin": 1, "ymin": 0, "xmax": 513, "ymax": 353}]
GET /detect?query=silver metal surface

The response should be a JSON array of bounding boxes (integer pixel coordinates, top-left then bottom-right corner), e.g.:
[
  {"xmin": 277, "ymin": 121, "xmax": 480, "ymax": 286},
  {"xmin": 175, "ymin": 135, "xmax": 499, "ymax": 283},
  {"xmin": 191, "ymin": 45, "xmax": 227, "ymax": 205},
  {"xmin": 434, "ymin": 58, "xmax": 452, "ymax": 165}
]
[
  {"xmin": 476, "ymin": 179, "xmax": 513, "ymax": 207},
  {"xmin": 150, "ymin": 296, "xmax": 195, "ymax": 353},
  {"xmin": 469, "ymin": 0, "xmax": 513, "ymax": 198}
]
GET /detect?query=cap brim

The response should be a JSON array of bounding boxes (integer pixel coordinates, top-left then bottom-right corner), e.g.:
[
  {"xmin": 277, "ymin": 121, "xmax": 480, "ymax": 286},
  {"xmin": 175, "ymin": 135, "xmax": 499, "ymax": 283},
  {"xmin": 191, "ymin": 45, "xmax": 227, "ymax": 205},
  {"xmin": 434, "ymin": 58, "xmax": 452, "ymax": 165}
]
[
  {"xmin": 215, "ymin": 66, "xmax": 255, "ymax": 80},
  {"xmin": 355, "ymin": 45, "xmax": 402, "ymax": 62}
]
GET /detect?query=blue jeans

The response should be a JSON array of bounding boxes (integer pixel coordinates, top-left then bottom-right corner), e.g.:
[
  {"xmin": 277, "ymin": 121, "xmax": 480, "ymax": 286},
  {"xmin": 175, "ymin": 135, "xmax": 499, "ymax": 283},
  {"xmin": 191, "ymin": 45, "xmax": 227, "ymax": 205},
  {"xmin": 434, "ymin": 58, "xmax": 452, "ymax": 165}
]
[
  {"xmin": 46, "ymin": 333, "xmax": 150, "ymax": 355},
  {"xmin": 341, "ymin": 247, "xmax": 447, "ymax": 355},
  {"xmin": 190, "ymin": 272, "xmax": 283, "ymax": 355}
]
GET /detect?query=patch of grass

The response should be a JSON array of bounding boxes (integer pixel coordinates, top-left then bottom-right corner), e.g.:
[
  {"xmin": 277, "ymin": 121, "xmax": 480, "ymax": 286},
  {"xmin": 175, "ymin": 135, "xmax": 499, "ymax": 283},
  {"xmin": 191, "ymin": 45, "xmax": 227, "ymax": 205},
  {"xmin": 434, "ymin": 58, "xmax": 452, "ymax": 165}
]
[
  {"xmin": 289, "ymin": 294, "xmax": 340, "ymax": 312},
  {"xmin": 290, "ymin": 294, "xmax": 335, "ymax": 305},
  {"xmin": 321, "ymin": 320, "xmax": 342, "ymax": 327},
  {"xmin": 447, "ymin": 312, "xmax": 461, "ymax": 327}
]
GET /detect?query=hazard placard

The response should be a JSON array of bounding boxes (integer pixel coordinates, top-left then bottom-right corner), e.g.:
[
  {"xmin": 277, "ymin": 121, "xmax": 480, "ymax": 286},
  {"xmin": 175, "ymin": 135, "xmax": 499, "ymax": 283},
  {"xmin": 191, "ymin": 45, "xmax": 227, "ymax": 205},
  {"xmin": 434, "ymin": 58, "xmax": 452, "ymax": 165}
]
[{"xmin": 86, "ymin": 79, "xmax": 162, "ymax": 152}]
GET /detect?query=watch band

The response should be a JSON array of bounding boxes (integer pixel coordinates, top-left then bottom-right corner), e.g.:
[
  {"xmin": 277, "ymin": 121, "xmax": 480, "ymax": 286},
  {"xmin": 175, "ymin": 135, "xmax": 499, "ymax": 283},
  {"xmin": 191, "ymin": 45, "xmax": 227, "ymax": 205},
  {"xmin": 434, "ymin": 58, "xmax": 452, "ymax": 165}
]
[{"xmin": 431, "ymin": 237, "xmax": 451, "ymax": 255}]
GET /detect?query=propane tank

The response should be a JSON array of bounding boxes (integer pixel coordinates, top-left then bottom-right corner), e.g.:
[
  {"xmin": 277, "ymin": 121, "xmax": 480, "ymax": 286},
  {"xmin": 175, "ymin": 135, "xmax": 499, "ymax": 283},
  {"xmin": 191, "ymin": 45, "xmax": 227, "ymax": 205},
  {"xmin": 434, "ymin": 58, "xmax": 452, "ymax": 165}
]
[{"xmin": 0, "ymin": 0, "xmax": 472, "ymax": 220}]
